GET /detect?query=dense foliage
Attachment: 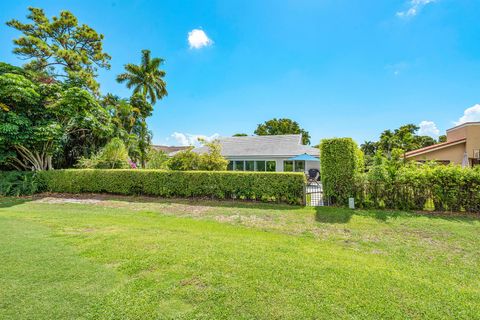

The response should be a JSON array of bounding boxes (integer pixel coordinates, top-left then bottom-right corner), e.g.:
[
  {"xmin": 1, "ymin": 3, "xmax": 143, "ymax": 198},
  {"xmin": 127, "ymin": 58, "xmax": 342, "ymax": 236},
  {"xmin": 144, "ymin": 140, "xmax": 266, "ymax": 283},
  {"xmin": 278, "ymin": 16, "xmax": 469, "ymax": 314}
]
[
  {"xmin": 76, "ymin": 138, "xmax": 130, "ymax": 169},
  {"xmin": 145, "ymin": 149, "xmax": 169, "ymax": 169},
  {"xmin": 166, "ymin": 140, "xmax": 229, "ymax": 171},
  {"xmin": 320, "ymin": 138, "xmax": 364, "ymax": 205},
  {"xmin": 0, "ymin": 171, "xmax": 40, "ymax": 196},
  {"xmin": 254, "ymin": 118, "xmax": 311, "ymax": 145},
  {"xmin": 6, "ymin": 7, "xmax": 111, "ymax": 93},
  {"xmin": 354, "ymin": 162, "xmax": 480, "ymax": 213},
  {"xmin": 38, "ymin": 169, "xmax": 306, "ymax": 204},
  {"xmin": 1, "ymin": 8, "xmax": 166, "ymax": 171},
  {"xmin": 361, "ymin": 124, "xmax": 442, "ymax": 166}
]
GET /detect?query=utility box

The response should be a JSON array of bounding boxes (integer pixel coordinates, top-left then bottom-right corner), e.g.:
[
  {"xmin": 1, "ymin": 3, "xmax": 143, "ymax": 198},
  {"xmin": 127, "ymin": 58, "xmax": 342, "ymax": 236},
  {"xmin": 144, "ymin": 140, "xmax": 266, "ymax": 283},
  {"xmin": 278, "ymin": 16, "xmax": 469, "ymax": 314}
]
[{"xmin": 348, "ymin": 197, "xmax": 355, "ymax": 209}]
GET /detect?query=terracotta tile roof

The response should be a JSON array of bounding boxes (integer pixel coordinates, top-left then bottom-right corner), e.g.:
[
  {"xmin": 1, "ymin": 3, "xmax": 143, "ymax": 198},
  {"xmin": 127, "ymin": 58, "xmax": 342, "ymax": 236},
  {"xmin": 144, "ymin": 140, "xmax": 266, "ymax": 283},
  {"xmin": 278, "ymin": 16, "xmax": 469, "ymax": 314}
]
[{"xmin": 405, "ymin": 138, "xmax": 466, "ymax": 157}]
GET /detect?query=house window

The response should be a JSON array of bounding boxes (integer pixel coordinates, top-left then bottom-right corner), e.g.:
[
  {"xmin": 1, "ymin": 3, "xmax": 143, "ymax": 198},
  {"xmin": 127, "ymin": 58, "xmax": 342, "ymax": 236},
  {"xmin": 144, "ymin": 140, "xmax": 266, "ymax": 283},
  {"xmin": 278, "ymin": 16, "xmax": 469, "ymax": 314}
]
[
  {"xmin": 283, "ymin": 160, "xmax": 294, "ymax": 172},
  {"xmin": 294, "ymin": 160, "xmax": 305, "ymax": 172},
  {"xmin": 235, "ymin": 161, "xmax": 244, "ymax": 171},
  {"xmin": 256, "ymin": 161, "xmax": 266, "ymax": 171},
  {"xmin": 266, "ymin": 161, "xmax": 276, "ymax": 172},
  {"xmin": 245, "ymin": 161, "xmax": 255, "ymax": 171},
  {"xmin": 227, "ymin": 161, "xmax": 233, "ymax": 171}
]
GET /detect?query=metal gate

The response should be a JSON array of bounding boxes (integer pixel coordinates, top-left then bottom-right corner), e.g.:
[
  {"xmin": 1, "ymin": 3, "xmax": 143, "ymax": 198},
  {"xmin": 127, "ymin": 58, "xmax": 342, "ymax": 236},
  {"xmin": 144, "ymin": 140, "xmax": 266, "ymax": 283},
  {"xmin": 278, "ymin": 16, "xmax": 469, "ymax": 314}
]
[{"xmin": 305, "ymin": 182, "xmax": 324, "ymax": 206}]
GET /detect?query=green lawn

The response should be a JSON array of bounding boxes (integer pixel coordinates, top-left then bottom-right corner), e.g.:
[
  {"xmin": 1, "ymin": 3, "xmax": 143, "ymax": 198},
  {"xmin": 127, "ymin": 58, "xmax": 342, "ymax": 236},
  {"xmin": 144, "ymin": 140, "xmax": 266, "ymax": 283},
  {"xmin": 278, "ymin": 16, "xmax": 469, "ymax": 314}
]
[{"xmin": 1, "ymin": 195, "xmax": 479, "ymax": 319}]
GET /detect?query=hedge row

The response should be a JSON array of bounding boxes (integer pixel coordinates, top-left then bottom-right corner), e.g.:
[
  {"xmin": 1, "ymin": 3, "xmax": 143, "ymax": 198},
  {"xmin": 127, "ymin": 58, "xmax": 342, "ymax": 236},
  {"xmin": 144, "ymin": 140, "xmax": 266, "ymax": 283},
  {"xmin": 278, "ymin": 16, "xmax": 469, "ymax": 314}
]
[
  {"xmin": 354, "ymin": 165, "xmax": 480, "ymax": 213},
  {"xmin": 37, "ymin": 169, "xmax": 306, "ymax": 205}
]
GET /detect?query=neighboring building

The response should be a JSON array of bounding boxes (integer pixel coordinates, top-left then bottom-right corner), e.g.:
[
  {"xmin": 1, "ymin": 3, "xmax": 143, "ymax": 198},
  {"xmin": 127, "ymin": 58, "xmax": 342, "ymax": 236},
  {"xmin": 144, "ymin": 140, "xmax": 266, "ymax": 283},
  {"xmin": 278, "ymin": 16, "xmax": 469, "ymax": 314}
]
[
  {"xmin": 191, "ymin": 134, "xmax": 320, "ymax": 173},
  {"xmin": 405, "ymin": 122, "xmax": 480, "ymax": 166},
  {"xmin": 152, "ymin": 145, "xmax": 190, "ymax": 154}
]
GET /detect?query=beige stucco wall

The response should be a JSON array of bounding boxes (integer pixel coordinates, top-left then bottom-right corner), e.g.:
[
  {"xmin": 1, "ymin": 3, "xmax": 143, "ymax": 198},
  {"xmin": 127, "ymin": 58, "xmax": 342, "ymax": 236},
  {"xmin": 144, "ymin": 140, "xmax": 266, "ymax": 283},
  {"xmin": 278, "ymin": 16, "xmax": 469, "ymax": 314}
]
[
  {"xmin": 408, "ymin": 142, "xmax": 466, "ymax": 164},
  {"xmin": 447, "ymin": 124, "xmax": 480, "ymax": 158}
]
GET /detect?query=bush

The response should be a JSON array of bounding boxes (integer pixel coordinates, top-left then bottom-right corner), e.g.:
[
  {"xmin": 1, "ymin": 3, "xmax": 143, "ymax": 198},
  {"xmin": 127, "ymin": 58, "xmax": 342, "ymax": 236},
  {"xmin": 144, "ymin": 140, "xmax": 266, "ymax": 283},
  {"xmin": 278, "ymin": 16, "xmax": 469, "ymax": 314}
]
[
  {"xmin": 0, "ymin": 171, "xmax": 41, "ymax": 196},
  {"xmin": 76, "ymin": 138, "xmax": 130, "ymax": 169},
  {"xmin": 167, "ymin": 140, "xmax": 228, "ymax": 171},
  {"xmin": 320, "ymin": 138, "xmax": 364, "ymax": 205},
  {"xmin": 167, "ymin": 148, "xmax": 199, "ymax": 170},
  {"xmin": 38, "ymin": 169, "xmax": 305, "ymax": 204},
  {"xmin": 354, "ymin": 163, "xmax": 480, "ymax": 213},
  {"xmin": 146, "ymin": 149, "xmax": 169, "ymax": 169}
]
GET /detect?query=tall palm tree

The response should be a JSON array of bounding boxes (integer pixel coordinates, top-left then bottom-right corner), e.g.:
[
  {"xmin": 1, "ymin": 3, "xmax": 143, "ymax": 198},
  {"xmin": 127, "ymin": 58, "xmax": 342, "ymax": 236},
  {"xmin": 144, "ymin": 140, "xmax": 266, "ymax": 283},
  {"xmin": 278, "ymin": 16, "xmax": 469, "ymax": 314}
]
[{"xmin": 116, "ymin": 49, "xmax": 167, "ymax": 105}]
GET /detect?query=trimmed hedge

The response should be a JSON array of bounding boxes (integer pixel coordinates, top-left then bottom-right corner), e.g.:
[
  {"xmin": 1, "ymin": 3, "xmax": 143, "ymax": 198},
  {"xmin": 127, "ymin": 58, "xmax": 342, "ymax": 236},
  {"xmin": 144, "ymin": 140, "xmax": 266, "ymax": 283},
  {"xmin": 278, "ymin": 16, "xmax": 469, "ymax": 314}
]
[
  {"xmin": 354, "ymin": 164, "xmax": 480, "ymax": 213},
  {"xmin": 320, "ymin": 138, "xmax": 363, "ymax": 205},
  {"xmin": 38, "ymin": 169, "xmax": 306, "ymax": 205}
]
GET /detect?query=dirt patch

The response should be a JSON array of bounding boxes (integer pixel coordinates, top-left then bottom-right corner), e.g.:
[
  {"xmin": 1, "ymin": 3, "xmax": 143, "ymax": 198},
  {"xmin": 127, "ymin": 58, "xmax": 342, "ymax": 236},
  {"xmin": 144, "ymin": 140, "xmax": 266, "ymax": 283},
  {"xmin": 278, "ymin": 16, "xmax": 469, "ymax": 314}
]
[{"xmin": 33, "ymin": 197, "xmax": 102, "ymax": 205}]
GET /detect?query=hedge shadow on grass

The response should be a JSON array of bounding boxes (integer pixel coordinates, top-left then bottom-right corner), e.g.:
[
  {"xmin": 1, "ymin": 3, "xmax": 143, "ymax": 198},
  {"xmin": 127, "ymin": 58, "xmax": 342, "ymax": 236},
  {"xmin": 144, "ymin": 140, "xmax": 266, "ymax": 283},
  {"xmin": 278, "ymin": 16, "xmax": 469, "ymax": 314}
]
[
  {"xmin": 33, "ymin": 193, "xmax": 299, "ymax": 211},
  {"xmin": 314, "ymin": 205, "xmax": 480, "ymax": 225},
  {"xmin": 315, "ymin": 207, "xmax": 353, "ymax": 224},
  {"xmin": 0, "ymin": 197, "xmax": 33, "ymax": 208}
]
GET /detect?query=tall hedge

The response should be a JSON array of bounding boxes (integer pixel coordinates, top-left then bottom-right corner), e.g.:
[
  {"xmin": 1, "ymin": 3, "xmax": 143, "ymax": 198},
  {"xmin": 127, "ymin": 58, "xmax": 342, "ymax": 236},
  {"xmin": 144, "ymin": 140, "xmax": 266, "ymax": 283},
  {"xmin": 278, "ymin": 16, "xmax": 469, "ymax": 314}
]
[
  {"xmin": 320, "ymin": 138, "xmax": 364, "ymax": 205},
  {"xmin": 37, "ymin": 169, "xmax": 305, "ymax": 205},
  {"xmin": 354, "ymin": 164, "xmax": 480, "ymax": 213}
]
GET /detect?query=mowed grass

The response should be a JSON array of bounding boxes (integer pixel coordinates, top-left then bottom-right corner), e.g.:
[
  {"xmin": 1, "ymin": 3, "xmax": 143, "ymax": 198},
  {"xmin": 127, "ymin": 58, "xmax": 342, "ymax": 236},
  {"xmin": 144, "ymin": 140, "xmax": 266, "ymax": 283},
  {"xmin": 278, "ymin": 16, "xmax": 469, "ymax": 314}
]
[{"xmin": 1, "ymin": 196, "xmax": 480, "ymax": 319}]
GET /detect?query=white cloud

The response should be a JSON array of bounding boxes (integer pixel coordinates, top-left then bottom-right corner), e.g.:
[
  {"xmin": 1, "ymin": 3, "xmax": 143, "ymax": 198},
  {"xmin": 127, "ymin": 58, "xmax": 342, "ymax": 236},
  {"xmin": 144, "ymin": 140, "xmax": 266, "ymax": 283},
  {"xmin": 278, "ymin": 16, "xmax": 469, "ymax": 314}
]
[
  {"xmin": 455, "ymin": 104, "xmax": 480, "ymax": 125},
  {"xmin": 171, "ymin": 132, "xmax": 220, "ymax": 146},
  {"xmin": 418, "ymin": 120, "xmax": 440, "ymax": 137},
  {"xmin": 187, "ymin": 29, "xmax": 213, "ymax": 49},
  {"xmin": 396, "ymin": 0, "xmax": 436, "ymax": 18}
]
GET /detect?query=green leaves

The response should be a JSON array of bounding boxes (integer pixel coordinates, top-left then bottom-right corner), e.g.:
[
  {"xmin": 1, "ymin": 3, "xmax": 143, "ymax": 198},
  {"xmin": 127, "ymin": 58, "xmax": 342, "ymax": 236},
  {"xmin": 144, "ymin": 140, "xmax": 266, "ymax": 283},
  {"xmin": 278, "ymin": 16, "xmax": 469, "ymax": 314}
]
[
  {"xmin": 6, "ymin": 7, "xmax": 111, "ymax": 93},
  {"xmin": 116, "ymin": 49, "xmax": 167, "ymax": 105},
  {"xmin": 38, "ymin": 169, "xmax": 305, "ymax": 205},
  {"xmin": 355, "ymin": 163, "xmax": 480, "ymax": 213},
  {"xmin": 320, "ymin": 138, "xmax": 364, "ymax": 205},
  {"xmin": 255, "ymin": 118, "xmax": 311, "ymax": 145}
]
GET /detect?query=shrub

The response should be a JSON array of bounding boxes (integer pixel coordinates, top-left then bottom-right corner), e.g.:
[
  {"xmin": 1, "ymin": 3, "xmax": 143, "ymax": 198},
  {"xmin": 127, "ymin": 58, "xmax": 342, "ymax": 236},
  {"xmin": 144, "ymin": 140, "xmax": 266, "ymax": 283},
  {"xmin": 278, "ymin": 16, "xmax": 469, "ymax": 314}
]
[
  {"xmin": 167, "ymin": 148, "xmax": 199, "ymax": 170},
  {"xmin": 38, "ymin": 169, "xmax": 306, "ymax": 204},
  {"xmin": 167, "ymin": 140, "xmax": 229, "ymax": 171},
  {"xmin": 0, "ymin": 171, "xmax": 41, "ymax": 196},
  {"xmin": 320, "ymin": 138, "xmax": 364, "ymax": 205},
  {"xmin": 76, "ymin": 138, "xmax": 129, "ymax": 169},
  {"xmin": 354, "ymin": 163, "xmax": 480, "ymax": 213},
  {"xmin": 146, "ymin": 149, "xmax": 169, "ymax": 169}
]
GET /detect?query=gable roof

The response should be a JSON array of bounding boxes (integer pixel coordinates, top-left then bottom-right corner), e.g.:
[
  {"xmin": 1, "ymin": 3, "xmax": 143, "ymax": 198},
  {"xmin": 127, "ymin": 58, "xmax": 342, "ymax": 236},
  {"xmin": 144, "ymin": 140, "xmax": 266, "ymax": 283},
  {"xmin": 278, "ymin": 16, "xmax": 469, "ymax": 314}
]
[
  {"xmin": 404, "ymin": 138, "xmax": 466, "ymax": 158},
  {"xmin": 192, "ymin": 134, "xmax": 319, "ymax": 157}
]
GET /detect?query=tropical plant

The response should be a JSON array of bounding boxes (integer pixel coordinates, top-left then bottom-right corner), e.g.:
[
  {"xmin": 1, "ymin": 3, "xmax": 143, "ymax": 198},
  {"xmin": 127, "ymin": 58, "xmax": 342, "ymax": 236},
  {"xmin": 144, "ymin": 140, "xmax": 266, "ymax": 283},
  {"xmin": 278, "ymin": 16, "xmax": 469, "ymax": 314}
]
[
  {"xmin": 116, "ymin": 50, "xmax": 167, "ymax": 105},
  {"xmin": 254, "ymin": 118, "xmax": 311, "ymax": 145},
  {"xmin": 76, "ymin": 137, "xmax": 129, "ymax": 169},
  {"xmin": 198, "ymin": 140, "xmax": 229, "ymax": 171},
  {"xmin": 146, "ymin": 149, "xmax": 169, "ymax": 169}
]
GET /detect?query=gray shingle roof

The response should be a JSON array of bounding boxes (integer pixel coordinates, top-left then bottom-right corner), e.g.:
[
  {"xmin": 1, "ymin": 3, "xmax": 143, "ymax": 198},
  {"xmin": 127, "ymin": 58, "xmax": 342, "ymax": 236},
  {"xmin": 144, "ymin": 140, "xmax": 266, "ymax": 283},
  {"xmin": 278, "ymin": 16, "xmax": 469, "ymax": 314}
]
[{"xmin": 192, "ymin": 134, "xmax": 319, "ymax": 157}]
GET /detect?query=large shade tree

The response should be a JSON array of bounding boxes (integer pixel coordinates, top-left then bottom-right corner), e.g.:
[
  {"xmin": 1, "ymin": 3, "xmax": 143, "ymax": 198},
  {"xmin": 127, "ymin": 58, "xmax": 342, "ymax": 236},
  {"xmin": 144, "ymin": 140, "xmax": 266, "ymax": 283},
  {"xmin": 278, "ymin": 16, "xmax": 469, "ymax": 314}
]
[
  {"xmin": 6, "ymin": 7, "xmax": 111, "ymax": 93},
  {"xmin": 0, "ymin": 63, "xmax": 111, "ymax": 170},
  {"xmin": 254, "ymin": 118, "xmax": 311, "ymax": 145}
]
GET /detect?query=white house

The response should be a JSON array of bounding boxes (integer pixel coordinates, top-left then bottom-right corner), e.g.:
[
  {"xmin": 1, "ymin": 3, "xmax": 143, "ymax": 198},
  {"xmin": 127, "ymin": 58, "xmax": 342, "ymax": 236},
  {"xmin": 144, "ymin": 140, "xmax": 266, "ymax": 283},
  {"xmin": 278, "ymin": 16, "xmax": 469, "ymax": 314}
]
[{"xmin": 190, "ymin": 134, "xmax": 320, "ymax": 173}]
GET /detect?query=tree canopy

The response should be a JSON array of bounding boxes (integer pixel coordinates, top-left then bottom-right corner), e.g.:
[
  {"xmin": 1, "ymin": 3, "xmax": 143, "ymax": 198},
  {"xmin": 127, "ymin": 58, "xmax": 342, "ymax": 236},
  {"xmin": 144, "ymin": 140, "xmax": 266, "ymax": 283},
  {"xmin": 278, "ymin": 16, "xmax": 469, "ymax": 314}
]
[
  {"xmin": 116, "ymin": 50, "xmax": 167, "ymax": 105},
  {"xmin": 7, "ymin": 7, "xmax": 111, "ymax": 93},
  {"xmin": 254, "ymin": 118, "xmax": 311, "ymax": 145},
  {"xmin": 361, "ymin": 124, "xmax": 441, "ymax": 165}
]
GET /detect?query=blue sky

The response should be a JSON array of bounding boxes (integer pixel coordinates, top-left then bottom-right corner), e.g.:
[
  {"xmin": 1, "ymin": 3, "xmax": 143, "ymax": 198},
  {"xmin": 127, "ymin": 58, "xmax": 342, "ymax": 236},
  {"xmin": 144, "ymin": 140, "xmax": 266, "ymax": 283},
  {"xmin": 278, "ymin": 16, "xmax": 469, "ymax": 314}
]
[{"xmin": 1, "ymin": 0, "xmax": 480, "ymax": 146}]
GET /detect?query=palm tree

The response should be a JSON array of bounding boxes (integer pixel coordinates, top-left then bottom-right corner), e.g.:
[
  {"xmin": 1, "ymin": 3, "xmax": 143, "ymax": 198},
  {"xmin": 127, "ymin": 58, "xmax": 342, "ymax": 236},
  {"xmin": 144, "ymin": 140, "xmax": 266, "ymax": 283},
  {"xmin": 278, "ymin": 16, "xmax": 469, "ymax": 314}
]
[{"xmin": 116, "ymin": 49, "xmax": 167, "ymax": 105}]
